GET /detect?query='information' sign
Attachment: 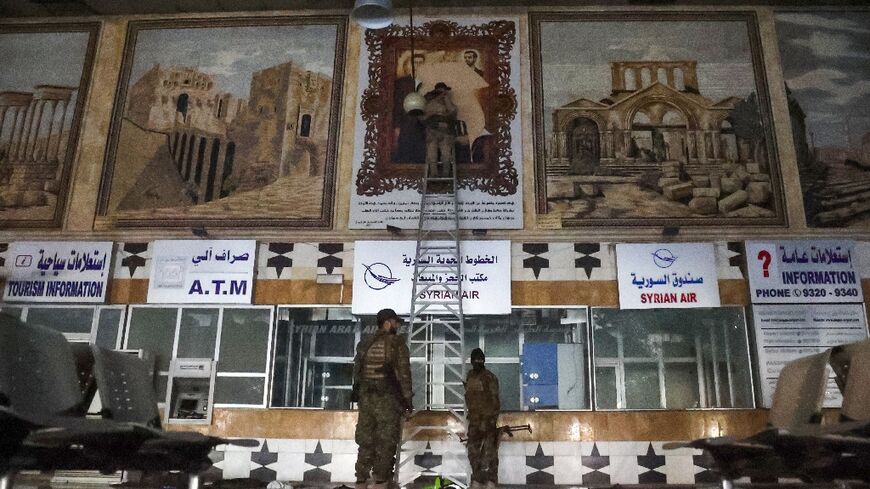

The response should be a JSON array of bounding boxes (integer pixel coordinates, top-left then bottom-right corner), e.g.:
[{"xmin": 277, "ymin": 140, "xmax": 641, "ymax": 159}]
[{"xmin": 3, "ymin": 241, "xmax": 112, "ymax": 303}]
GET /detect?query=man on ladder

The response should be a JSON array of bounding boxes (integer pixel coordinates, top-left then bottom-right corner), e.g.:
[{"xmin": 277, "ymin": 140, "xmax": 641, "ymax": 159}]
[{"xmin": 353, "ymin": 308, "xmax": 414, "ymax": 489}]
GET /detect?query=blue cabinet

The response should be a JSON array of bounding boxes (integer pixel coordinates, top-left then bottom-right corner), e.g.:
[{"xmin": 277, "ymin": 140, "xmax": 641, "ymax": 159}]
[{"xmin": 521, "ymin": 342, "xmax": 586, "ymax": 410}]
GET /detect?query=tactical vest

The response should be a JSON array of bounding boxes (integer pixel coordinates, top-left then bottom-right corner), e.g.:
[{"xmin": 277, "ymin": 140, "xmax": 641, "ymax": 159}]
[{"xmin": 361, "ymin": 334, "xmax": 390, "ymax": 381}]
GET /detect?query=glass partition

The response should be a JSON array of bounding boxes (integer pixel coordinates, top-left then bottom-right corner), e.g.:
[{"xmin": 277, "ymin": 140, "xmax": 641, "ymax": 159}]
[{"xmin": 591, "ymin": 307, "xmax": 754, "ymax": 409}]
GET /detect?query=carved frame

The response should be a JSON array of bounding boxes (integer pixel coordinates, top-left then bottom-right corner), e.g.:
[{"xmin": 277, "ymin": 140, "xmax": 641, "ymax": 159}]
[{"xmin": 356, "ymin": 20, "xmax": 519, "ymax": 197}]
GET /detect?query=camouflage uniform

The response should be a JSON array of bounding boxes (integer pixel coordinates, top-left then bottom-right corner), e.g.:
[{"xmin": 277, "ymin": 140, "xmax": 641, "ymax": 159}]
[
  {"xmin": 353, "ymin": 331, "xmax": 413, "ymax": 484},
  {"xmin": 465, "ymin": 366, "xmax": 500, "ymax": 485}
]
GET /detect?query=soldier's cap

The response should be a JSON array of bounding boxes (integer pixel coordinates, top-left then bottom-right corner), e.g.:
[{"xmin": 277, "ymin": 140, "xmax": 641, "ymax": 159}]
[
  {"xmin": 376, "ymin": 308, "xmax": 403, "ymax": 326},
  {"xmin": 434, "ymin": 82, "xmax": 451, "ymax": 91},
  {"xmin": 470, "ymin": 348, "xmax": 485, "ymax": 362}
]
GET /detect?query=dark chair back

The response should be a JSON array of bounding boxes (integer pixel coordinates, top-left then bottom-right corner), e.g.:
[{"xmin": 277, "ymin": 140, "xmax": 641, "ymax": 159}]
[
  {"xmin": 0, "ymin": 313, "xmax": 82, "ymax": 417},
  {"xmin": 69, "ymin": 343, "xmax": 98, "ymax": 416},
  {"xmin": 92, "ymin": 347, "xmax": 162, "ymax": 429}
]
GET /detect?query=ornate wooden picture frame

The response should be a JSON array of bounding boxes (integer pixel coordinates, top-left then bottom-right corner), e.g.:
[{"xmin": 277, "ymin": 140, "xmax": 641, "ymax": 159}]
[
  {"xmin": 355, "ymin": 20, "xmax": 519, "ymax": 197},
  {"xmin": 96, "ymin": 16, "xmax": 347, "ymax": 229},
  {"xmin": 0, "ymin": 22, "xmax": 100, "ymax": 228},
  {"xmin": 530, "ymin": 11, "xmax": 787, "ymax": 228}
]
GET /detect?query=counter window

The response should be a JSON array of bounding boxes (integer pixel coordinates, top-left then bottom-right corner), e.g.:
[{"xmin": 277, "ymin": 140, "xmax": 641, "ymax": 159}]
[
  {"xmin": 592, "ymin": 307, "xmax": 754, "ymax": 409},
  {"xmin": 0, "ymin": 304, "xmax": 125, "ymax": 348},
  {"xmin": 271, "ymin": 306, "xmax": 590, "ymax": 411},
  {"xmin": 125, "ymin": 305, "xmax": 272, "ymax": 407}
]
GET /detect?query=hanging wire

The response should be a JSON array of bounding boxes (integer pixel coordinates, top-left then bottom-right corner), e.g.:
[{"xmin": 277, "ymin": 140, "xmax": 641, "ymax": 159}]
[{"xmin": 409, "ymin": 0, "xmax": 416, "ymax": 83}]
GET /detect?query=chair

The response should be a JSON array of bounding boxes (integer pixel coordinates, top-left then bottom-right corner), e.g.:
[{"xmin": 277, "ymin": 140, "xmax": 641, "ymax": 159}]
[
  {"xmin": 665, "ymin": 349, "xmax": 832, "ymax": 488},
  {"xmin": 88, "ymin": 347, "xmax": 257, "ymax": 489},
  {"xmin": 0, "ymin": 314, "xmax": 138, "ymax": 489}
]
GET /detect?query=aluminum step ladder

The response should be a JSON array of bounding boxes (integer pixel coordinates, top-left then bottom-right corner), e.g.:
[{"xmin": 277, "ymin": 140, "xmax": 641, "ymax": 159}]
[{"xmin": 394, "ymin": 158, "xmax": 470, "ymax": 489}]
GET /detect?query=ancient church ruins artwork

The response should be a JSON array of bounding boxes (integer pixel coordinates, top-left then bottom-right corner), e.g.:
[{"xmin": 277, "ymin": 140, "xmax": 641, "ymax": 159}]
[
  {"xmin": 531, "ymin": 12, "xmax": 784, "ymax": 227},
  {"xmin": 97, "ymin": 18, "xmax": 345, "ymax": 228},
  {"xmin": 0, "ymin": 24, "xmax": 99, "ymax": 228},
  {"xmin": 777, "ymin": 11, "xmax": 870, "ymax": 228},
  {"xmin": 350, "ymin": 19, "xmax": 523, "ymax": 229}
]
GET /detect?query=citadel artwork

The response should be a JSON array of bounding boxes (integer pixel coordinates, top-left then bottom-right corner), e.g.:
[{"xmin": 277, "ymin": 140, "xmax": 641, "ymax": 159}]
[
  {"xmin": 0, "ymin": 26, "xmax": 98, "ymax": 227},
  {"xmin": 531, "ymin": 13, "xmax": 784, "ymax": 227},
  {"xmin": 98, "ymin": 19, "xmax": 345, "ymax": 228}
]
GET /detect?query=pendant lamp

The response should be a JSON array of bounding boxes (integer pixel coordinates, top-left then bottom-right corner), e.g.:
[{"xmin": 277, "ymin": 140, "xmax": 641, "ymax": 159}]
[{"xmin": 351, "ymin": 0, "xmax": 393, "ymax": 29}]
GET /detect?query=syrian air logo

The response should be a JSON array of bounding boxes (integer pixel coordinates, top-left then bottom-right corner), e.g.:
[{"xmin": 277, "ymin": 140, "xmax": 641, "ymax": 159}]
[
  {"xmin": 651, "ymin": 249, "xmax": 677, "ymax": 268},
  {"xmin": 363, "ymin": 263, "xmax": 400, "ymax": 290}
]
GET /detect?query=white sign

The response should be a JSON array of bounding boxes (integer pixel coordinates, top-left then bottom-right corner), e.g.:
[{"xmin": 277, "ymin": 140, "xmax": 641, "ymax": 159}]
[
  {"xmin": 746, "ymin": 240, "xmax": 862, "ymax": 304},
  {"xmin": 148, "ymin": 240, "xmax": 255, "ymax": 304},
  {"xmin": 615, "ymin": 243, "xmax": 720, "ymax": 309},
  {"xmin": 352, "ymin": 240, "xmax": 510, "ymax": 315},
  {"xmin": 3, "ymin": 241, "xmax": 112, "ymax": 303},
  {"xmin": 752, "ymin": 303, "xmax": 868, "ymax": 407}
]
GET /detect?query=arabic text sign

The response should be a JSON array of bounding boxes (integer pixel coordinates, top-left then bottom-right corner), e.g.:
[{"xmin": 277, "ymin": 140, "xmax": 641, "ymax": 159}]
[
  {"xmin": 746, "ymin": 240, "xmax": 862, "ymax": 304},
  {"xmin": 352, "ymin": 240, "xmax": 511, "ymax": 315},
  {"xmin": 3, "ymin": 241, "xmax": 112, "ymax": 303},
  {"xmin": 147, "ymin": 240, "xmax": 256, "ymax": 304},
  {"xmin": 752, "ymin": 303, "xmax": 868, "ymax": 407},
  {"xmin": 615, "ymin": 243, "xmax": 720, "ymax": 309}
]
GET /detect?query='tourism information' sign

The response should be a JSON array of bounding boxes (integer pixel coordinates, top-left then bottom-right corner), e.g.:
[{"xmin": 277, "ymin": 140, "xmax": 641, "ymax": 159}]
[
  {"xmin": 147, "ymin": 240, "xmax": 256, "ymax": 304},
  {"xmin": 752, "ymin": 303, "xmax": 868, "ymax": 407},
  {"xmin": 3, "ymin": 241, "xmax": 112, "ymax": 303},
  {"xmin": 352, "ymin": 240, "xmax": 511, "ymax": 315},
  {"xmin": 746, "ymin": 240, "xmax": 863, "ymax": 304},
  {"xmin": 615, "ymin": 243, "xmax": 720, "ymax": 309}
]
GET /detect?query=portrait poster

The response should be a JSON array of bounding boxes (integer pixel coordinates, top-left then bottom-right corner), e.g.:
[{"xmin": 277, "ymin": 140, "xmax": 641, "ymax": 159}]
[
  {"xmin": 349, "ymin": 17, "xmax": 523, "ymax": 229},
  {"xmin": 0, "ymin": 23, "xmax": 100, "ymax": 228},
  {"xmin": 775, "ymin": 11, "xmax": 870, "ymax": 228},
  {"xmin": 96, "ymin": 17, "xmax": 346, "ymax": 228},
  {"xmin": 530, "ymin": 12, "xmax": 785, "ymax": 227}
]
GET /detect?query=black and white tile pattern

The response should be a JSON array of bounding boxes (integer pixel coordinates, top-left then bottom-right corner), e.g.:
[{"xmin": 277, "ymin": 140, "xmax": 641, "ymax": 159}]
[
  {"xmin": 114, "ymin": 242, "xmax": 150, "ymax": 279},
  {"xmin": 210, "ymin": 438, "xmax": 724, "ymax": 485}
]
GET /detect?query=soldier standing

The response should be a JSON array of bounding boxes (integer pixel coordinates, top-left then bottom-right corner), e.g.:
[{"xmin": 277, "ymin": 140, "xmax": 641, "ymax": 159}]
[
  {"xmin": 465, "ymin": 348, "xmax": 500, "ymax": 489},
  {"xmin": 423, "ymin": 82, "xmax": 458, "ymax": 178},
  {"xmin": 353, "ymin": 308, "xmax": 413, "ymax": 489}
]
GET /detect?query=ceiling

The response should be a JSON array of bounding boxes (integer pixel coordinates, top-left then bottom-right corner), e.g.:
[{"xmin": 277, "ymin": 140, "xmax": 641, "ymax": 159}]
[{"xmin": 1, "ymin": 0, "xmax": 868, "ymax": 17}]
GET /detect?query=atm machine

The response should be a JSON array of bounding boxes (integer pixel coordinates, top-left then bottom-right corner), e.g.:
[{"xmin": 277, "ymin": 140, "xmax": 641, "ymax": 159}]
[{"xmin": 165, "ymin": 358, "xmax": 216, "ymax": 425}]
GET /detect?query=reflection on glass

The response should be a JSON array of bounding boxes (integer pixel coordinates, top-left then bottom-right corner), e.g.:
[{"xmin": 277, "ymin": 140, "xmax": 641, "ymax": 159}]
[
  {"xmin": 95, "ymin": 308, "xmax": 123, "ymax": 349},
  {"xmin": 592, "ymin": 307, "xmax": 753, "ymax": 409},
  {"xmin": 127, "ymin": 307, "xmax": 178, "ymax": 371},
  {"xmin": 219, "ymin": 308, "xmax": 270, "ymax": 372},
  {"xmin": 214, "ymin": 377, "xmax": 265, "ymax": 405},
  {"xmin": 27, "ymin": 307, "xmax": 94, "ymax": 334},
  {"xmin": 177, "ymin": 308, "xmax": 218, "ymax": 359},
  {"xmin": 624, "ymin": 363, "xmax": 660, "ymax": 408}
]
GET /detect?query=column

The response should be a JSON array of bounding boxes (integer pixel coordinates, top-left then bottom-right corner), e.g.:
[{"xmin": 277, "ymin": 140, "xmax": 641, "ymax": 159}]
[
  {"xmin": 53, "ymin": 100, "xmax": 70, "ymax": 162},
  {"xmin": 0, "ymin": 106, "xmax": 9, "ymax": 149},
  {"xmin": 712, "ymin": 131, "xmax": 722, "ymax": 160},
  {"xmin": 666, "ymin": 68, "xmax": 675, "ymax": 88},
  {"xmin": 634, "ymin": 68, "xmax": 643, "ymax": 89},
  {"xmin": 27, "ymin": 100, "xmax": 46, "ymax": 160},
  {"xmin": 624, "ymin": 131, "xmax": 632, "ymax": 158},
  {"xmin": 650, "ymin": 64, "xmax": 659, "ymax": 83},
  {"xmin": 611, "ymin": 63, "xmax": 624, "ymax": 91},
  {"xmin": 18, "ymin": 101, "xmax": 38, "ymax": 160},
  {"xmin": 13, "ymin": 103, "xmax": 33, "ymax": 160},
  {"xmin": 42, "ymin": 100, "xmax": 58, "ymax": 162}
]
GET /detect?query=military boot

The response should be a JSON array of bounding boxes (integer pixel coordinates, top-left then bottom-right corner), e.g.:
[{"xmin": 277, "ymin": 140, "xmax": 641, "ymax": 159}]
[
  {"xmin": 470, "ymin": 482, "xmax": 485, "ymax": 489},
  {"xmin": 354, "ymin": 481, "xmax": 369, "ymax": 489},
  {"xmin": 370, "ymin": 481, "xmax": 388, "ymax": 489},
  {"xmin": 485, "ymin": 481, "xmax": 497, "ymax": 489}
]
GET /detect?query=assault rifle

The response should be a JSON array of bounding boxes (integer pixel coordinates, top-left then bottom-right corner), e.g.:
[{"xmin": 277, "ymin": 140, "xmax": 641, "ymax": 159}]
[{"xmin": 459, "ymin": 424, "xmax": 532, "ymax": 443}]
